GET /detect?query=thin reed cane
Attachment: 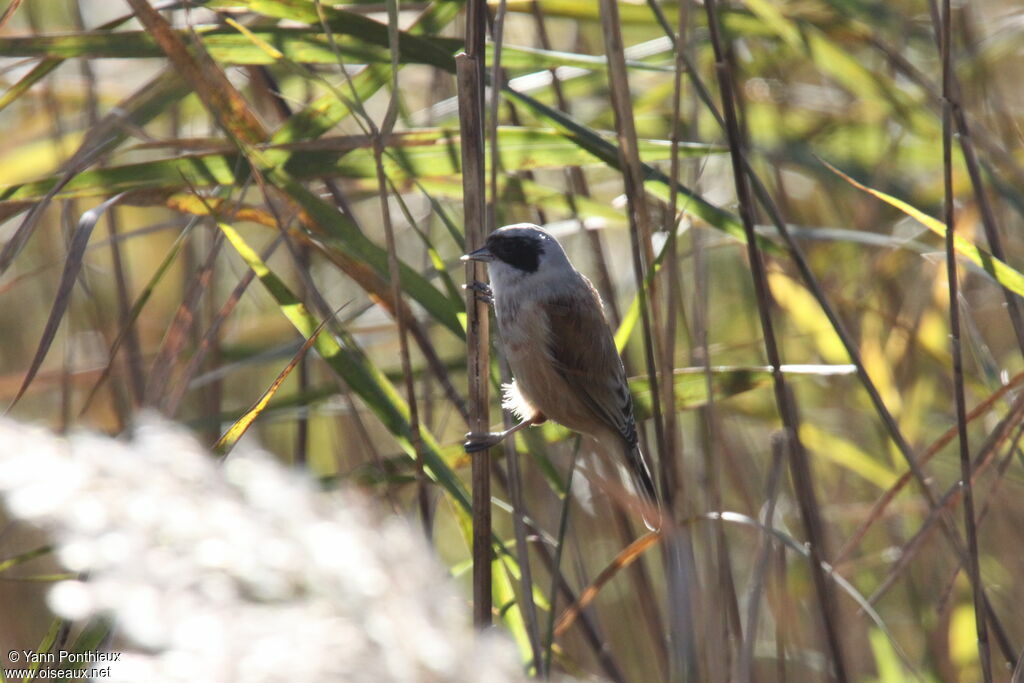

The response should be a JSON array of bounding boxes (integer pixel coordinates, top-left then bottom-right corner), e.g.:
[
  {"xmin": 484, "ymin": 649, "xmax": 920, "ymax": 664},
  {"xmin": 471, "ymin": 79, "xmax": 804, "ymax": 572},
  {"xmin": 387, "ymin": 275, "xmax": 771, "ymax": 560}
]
[
  {"xmin": 939, "ymin": 0, "xmax": 992, "ymax": 678},
  {"xmin": 701, "ymin": 0, "xmax": 849, "ymax": 678},
  {"xmin": 458, "ymin": 0, "xmax": 491, "ymax": 629}
]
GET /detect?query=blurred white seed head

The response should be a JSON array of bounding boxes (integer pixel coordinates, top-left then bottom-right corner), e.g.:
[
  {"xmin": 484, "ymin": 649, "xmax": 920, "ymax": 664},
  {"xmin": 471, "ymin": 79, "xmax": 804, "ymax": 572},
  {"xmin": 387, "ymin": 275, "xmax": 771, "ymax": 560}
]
[{"xmin": 0, "ymin": 414, "xmax": 522, "ymax": 683}]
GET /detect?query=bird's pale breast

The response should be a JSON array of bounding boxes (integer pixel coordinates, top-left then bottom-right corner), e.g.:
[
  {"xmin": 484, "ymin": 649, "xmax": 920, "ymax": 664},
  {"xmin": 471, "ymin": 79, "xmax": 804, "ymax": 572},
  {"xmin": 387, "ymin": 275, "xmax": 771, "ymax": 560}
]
[{"xmin": 495, "ymin": 295, "xmax": 601, "ymax": 436}]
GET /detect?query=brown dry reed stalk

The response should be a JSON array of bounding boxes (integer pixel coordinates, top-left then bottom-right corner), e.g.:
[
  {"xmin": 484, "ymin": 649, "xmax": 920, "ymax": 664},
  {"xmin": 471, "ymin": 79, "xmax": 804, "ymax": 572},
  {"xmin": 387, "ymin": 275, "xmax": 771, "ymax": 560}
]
[
  {"xmin": 597, "ymin": 3, "xmax": 677, "ymax": 676},
  {"xmin": 701, "ymin": 0, "xmax": 850, "ymax": 679},
  {"xmin": 938, "ymin": 0, "xmax": 993, "ymax": 678},
  {"xmin": 937, "ymin": 0, "xmax": 991, "ymax": 679},
  {"xmin": 641, "ymin": 7, "xmax": 1014, "ymax": 668},
  {"xmin": 458, "ymin": 0, "xmax": 491, "ymax": 630}
]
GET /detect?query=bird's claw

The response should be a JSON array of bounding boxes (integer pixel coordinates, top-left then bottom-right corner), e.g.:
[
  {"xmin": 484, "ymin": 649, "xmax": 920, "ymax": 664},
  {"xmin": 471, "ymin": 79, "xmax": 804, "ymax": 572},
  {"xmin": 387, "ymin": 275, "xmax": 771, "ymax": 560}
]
[
  {"xmin": 464, "ymin": 431, "xmax": 503, "ymax": 453},
  {"xmin": 463, "ymin": 281, "xmax": 493, "ymax": 305}
]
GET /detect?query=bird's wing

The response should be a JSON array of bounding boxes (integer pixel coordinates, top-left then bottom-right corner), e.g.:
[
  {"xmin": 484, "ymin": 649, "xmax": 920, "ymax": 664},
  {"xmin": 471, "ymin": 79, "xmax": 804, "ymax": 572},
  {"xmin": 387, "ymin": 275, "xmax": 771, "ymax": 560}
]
[{"xmin": 543, "ymin": 276, "xmax": 638, "ymax": 449}]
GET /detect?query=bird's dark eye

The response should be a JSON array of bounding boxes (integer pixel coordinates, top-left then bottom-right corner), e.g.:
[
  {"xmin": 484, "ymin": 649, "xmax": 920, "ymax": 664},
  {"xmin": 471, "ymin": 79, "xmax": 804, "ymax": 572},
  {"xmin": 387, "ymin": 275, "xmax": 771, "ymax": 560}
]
[{"xmin": 487, "ymin": 235, "xmax": 542, "ymax": 273}]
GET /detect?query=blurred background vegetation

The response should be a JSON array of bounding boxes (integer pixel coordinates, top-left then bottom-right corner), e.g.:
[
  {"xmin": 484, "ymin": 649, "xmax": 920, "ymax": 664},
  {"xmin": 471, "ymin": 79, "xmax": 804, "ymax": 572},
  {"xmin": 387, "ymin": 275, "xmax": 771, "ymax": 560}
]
[{"xmin": 1, "ymin": 0, "xmax": 1023, "ymax": 681}]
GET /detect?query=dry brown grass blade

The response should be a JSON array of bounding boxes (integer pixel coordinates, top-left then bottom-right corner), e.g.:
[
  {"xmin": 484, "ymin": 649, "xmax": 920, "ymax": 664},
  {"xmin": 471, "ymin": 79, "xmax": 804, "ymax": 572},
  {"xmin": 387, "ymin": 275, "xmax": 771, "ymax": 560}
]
[
  {"xmin": 0, "ymin": 362, "xmax": 108, "ymax": 401},
  {"xmin": 554, "ymin": 530, "xmax": 663, "ymax": 638},
  {"xmin": 836, "ymin": 368, "xmax": 1024, "ymax": 564},
  {"xmin": 0, "ymin": 0, "xmax": 24, "ymax": 31},
  {"xmin": 629, "ymin": 15, "xmax": 1018, "ymax": 666},
  {"xmin": 971, "ymin": 423, "xmax": 1024, "ymax": 532},
  {"xmin": 4, "ymin": 193, "xmax": 126, "ymax": 414},
  {"xmin": 162, "ymin": 235, "xmax": 283, "ymax": 417},
  {"xmin": 143, "ymin": 228, "xmax": 224, "ymax": 410},
  {"xmin": 75, "ymin": 218, "xmax": 197, "ymax": 419},
  {"xmin": 534, "ymin": 518, "xmax": 627, "ymax": 680},
  {"xmin": 103, "ymin": 207, "xmax": 145, "ymax": 409},
  {"xmin": 933, "ymin": 423, "xmax": 1024, "ymax": 619},
  {"xmin": 114, "ymin": 1, "xmax": 272, "ymax": 417},
  {"xmin": 866, "ymin": 396, "xmax": 1024, "ymax": 607},
  {"xmin": 124, "ymin": 0, "xmax": 266, "ymax": 145}
]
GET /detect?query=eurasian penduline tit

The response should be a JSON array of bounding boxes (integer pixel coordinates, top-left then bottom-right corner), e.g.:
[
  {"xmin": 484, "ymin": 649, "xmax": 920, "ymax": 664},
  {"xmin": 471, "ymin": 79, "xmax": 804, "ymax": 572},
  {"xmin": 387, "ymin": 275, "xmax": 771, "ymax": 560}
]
[{"xmin": 462, "ymin": 223, "xmax": 661, "ymax": 530}]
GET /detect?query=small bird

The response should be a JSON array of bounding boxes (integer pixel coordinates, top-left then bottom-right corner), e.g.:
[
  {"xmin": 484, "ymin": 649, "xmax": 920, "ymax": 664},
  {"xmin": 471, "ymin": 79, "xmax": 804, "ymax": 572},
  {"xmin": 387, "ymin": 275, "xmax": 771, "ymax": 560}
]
[{"xmin": 462, "ymin": 223, "xmax": 660, "ymax": 529}]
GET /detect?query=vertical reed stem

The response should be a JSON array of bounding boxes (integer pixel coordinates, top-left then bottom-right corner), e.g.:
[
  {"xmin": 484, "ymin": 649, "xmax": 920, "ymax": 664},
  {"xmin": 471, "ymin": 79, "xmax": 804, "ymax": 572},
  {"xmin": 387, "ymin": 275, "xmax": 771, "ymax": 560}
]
[
  {"xmin": 940, "ymin": 0, "xmax": 992, "ymax": 678},
  {"xmin": 458, "ymin": 0, "xmax": 491, "ymax": 628},
  {"xmin": 701, "ymin": 0, "xmax": 848, "ymax": 678}
]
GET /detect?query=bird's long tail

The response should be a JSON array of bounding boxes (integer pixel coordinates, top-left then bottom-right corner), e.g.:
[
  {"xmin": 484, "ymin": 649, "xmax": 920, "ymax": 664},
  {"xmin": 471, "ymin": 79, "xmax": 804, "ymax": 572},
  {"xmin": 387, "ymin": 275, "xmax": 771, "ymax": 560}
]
[{"xmin": 626, "ymin": 444, "xmax": 662, "ymax": 531}]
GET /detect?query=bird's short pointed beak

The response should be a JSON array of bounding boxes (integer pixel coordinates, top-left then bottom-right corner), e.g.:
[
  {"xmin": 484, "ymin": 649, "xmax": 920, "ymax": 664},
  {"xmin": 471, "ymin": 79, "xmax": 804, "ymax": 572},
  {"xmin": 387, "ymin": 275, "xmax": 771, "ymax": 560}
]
[{"xmin": 461, "ymin": 246, "xmax": 494, "ymax": 262}]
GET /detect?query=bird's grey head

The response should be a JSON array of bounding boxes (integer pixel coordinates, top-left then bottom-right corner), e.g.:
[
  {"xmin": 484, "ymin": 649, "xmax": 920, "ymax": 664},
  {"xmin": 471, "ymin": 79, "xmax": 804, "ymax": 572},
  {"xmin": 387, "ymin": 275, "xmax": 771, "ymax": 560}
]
[{"xmin": 462, "ymin": 223, "xmax": 571, "ymax": 277}]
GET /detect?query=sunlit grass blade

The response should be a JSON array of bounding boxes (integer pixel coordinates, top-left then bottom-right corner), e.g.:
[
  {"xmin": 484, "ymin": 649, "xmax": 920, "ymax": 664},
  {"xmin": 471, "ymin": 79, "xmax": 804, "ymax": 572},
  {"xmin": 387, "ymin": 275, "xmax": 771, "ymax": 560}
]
[
  {"xmin": 191, "ymin": 383, "xmax": 337, "ymax": 432},
  {"xmin": 495, "ymin": 555, "xmax": 534, "ymax": 667},
  {"xmin": 216, "ymin": 220, "xmax": 471, "ymax": 507},
  {"xmin": 0, "ymin": 28, "xmax": 428, "ymax": 68},
  {"xmin": 0, "ymin": 18, "xmax": 671, "ymax": 75},
  {"xmin": 265, "ymin": 174, "xmax": 466, "ymax": 339},
  {"xmin": 213, "ymin": 308, "xmax": 334, "ymax": 456},
  {"xmin": 491, "ymin": 41, "xmax": 674, "ymax": 72},
  {"xmin": 412, "ymin": 176, "xmax": 627, "ymax": 227},
  {"xmin": 0, "ymin": 128, "xmax": 713, "ymax": 203},
  {"xmin": 824, "ymin": 159, "xmax": 1024, "ymax": 298},
  {"xmin": 161, "ymin": 189, "xmax": 466, "ymax": 343},
  {"xmin": 800, "ymin": 423, "xmax": 901, "ymax": 489},
  {"xmin": 229, "ymin": 0, "xmax": 460, "ymax": 69}
]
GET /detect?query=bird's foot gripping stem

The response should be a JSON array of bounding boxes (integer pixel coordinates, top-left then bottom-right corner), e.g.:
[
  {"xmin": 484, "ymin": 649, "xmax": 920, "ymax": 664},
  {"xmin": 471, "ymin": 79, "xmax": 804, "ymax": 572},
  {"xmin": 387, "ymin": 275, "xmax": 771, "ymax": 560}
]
[
  {"xmin": 463, "ymin": 431, "xmax": 505, "ymax": 453},
  {"xmin": 463, "ymin": 417, "xmax": 535, "ymax": 453},
  {"xmin": 463, "ymin": 280, "xmax": 493, "ymax": 305}
]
